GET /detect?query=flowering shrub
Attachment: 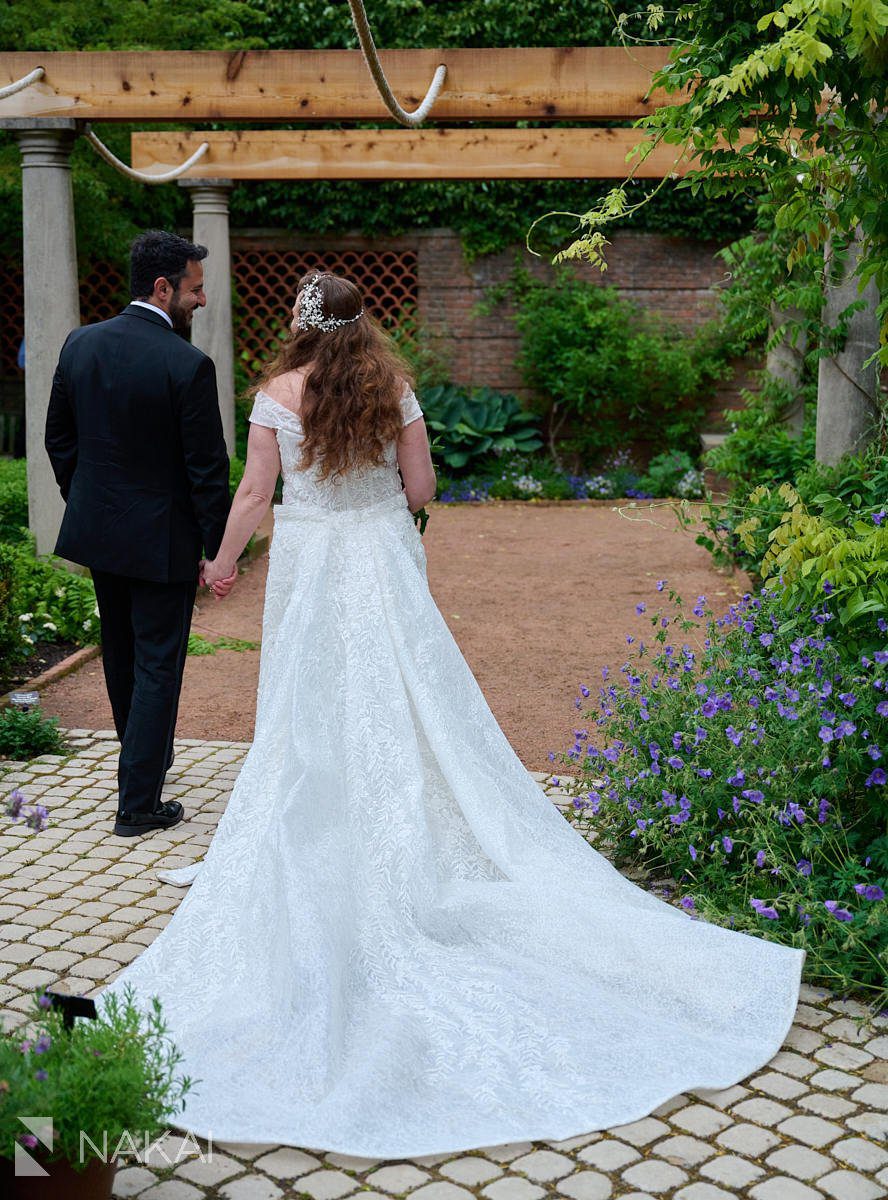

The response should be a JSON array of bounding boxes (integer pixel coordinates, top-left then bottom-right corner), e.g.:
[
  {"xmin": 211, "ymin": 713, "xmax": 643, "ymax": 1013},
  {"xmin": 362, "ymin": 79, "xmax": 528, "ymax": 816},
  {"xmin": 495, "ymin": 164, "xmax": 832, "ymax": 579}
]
[
  {"xmin": 434, "ymin": 449, "xmax": 701, "ymax": 504},
  {"xmin": 561, "ymin": 586, "xmax": 887, "ymax": 1011},
  {"xmin": 0, "ymin": 986, "xmax": 192, "ymax": 1171},
  {"xmin": 13, "ymin": 549, "xmax": 100, "ymax": 648}
]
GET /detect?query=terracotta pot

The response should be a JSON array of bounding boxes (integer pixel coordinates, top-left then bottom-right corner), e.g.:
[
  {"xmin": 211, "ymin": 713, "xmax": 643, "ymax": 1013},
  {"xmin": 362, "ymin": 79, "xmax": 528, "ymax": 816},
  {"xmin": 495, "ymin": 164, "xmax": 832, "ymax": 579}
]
[{"xmin": 0, "ymin": 1154, "xmax": 117, "ymax": 1199}]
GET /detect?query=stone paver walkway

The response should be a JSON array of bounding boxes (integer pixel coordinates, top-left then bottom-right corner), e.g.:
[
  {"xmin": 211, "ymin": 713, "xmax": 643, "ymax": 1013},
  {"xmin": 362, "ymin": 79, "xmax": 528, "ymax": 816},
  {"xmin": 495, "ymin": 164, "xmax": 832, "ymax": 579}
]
[{"xmin": 1, "ymin": 733, "xmax": 886, "ymax": 1200}]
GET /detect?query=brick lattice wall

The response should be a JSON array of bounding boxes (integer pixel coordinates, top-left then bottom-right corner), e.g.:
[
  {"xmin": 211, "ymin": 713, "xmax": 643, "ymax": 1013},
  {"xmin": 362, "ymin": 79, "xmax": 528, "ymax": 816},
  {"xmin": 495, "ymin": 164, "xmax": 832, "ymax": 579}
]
[{"xmin": 1, "ymin": 230, "xmax": 748, "ymax": 429}]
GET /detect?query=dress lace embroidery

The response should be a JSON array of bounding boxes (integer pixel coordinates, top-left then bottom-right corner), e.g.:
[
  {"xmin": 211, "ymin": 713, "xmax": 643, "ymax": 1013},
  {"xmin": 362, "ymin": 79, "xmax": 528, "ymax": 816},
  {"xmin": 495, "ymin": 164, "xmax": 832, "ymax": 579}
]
[{"xmin": 98, "ymin": 380, "xmax": 804, "ymax": 1157}]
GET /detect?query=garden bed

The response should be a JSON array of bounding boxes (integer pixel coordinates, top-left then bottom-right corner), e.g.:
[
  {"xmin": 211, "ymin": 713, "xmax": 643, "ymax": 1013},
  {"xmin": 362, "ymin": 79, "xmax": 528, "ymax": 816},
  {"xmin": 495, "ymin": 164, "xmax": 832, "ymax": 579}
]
[{"xmin": 0, "ymin": 639, "xmax": 81, "ymax": 694}]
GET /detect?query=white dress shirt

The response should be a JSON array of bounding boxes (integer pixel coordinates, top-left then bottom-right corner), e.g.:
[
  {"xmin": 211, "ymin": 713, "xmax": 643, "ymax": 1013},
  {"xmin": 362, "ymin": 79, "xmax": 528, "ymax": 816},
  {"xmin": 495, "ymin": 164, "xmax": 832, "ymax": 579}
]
[{"xmin": 130, "ymin": 300, "xmax": 173, "ymax": 328}]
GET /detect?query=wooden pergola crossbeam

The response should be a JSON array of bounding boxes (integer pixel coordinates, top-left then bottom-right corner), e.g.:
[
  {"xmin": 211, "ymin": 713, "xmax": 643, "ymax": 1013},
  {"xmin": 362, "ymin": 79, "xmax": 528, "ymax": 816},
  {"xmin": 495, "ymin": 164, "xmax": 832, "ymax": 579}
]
[
  {"xmin": 0, "ymin": 48, "xmax": 676, "ymax": 122},
  {"xmin": 131, "ymin": 127, "xmax": 735, "ymax": 180}
]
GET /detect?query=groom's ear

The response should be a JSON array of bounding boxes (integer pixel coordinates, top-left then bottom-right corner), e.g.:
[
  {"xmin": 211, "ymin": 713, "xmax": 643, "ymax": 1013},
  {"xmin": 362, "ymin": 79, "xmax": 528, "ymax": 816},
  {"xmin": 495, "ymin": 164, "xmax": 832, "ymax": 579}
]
[{"xmin": 152, "ymin": 276, "xmax": 173, "ymax": 303}]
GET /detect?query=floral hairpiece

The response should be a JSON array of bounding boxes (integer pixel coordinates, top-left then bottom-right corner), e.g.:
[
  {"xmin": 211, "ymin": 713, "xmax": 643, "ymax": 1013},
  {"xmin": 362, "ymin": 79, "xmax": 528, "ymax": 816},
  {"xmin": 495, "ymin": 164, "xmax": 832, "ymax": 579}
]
[{"xmin": 296, "ymin": 275, "xmax": 364, "ymax": 332}]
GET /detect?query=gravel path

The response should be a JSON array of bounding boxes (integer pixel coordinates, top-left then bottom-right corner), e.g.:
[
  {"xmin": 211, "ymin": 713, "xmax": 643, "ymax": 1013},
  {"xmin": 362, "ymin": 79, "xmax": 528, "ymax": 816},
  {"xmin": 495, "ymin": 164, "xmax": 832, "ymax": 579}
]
[{"xmin": 38, "ymin": 501, "xmax": 747, "ymax": 773}]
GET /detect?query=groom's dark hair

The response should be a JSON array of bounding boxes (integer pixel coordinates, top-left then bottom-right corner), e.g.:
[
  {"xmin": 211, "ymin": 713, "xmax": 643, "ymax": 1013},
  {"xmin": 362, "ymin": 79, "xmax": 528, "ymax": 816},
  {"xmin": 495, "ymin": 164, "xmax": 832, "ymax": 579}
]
[{"xmin": 130, "ymin": 230, "xmax": 208, "ymax": 300}]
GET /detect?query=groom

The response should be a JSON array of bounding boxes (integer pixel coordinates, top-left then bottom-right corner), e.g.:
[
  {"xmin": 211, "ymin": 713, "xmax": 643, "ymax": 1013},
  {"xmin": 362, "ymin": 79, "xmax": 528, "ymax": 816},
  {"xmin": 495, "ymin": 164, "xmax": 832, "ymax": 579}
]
[{"xmin": 45, "ymin": 230, "xmax": 233, "ymax": 837}]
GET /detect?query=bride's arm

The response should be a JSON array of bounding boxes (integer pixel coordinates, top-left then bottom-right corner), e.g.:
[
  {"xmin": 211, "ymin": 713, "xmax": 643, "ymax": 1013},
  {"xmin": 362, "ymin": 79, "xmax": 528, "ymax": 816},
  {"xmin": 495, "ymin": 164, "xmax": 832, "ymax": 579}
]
[
  {"xmin": 203, "ymin": 424, "xmax": 280, "ymax": 585},
  {"xmin": 397, "ymin": 418, "xmax": 436, "ymax": 513}
]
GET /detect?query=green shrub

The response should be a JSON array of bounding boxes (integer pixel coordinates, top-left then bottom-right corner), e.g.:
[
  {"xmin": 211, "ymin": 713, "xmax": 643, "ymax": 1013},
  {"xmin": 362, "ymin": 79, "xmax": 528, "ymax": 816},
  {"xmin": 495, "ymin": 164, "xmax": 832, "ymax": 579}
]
[
  {"xmin": 0, "ymin": 706, "xmax": 65, "ymax": 759},
  {"xmin": 0, "ymin": 985, "xmax": 192, "ymax": 1170},
  {"xmin": 12, "ymin": 546, "xmax": 100, "ymax": 648},
  {"xmin": 506, "ymin": 269, "xmax": 729, "ymax": 460},
  {"xmin": 640, "ymin": 450, "xmax": 705, "ymax": 499},
  {"xmin": 0, "ymin": 458, "xmax": 29, "ymax": 545},
  {"xmin": 733, "ymin": 483, "xmax": 888, "ymax": 642},
  {"xmin": 420, "ymin": 385, "xmax": 543, "ymax": 472},
  {"xmin": 0, "ymin": 543, "xmax": 24, "ymax": 679},
  {"xmin": 704, "ymin": 376, "xmax": 817, "ymax": 492},
  {"xmin": 561, "ymin": 587, "xmax": 888, "ymax": 1010}
]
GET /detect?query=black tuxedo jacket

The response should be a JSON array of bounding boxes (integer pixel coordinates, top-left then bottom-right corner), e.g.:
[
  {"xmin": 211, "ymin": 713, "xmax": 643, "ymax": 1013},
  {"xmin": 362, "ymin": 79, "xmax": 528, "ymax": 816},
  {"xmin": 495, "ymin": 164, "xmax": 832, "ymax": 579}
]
[{"xmin": 45, "ymin": 304, "xmax": 231, "ymax": 583}]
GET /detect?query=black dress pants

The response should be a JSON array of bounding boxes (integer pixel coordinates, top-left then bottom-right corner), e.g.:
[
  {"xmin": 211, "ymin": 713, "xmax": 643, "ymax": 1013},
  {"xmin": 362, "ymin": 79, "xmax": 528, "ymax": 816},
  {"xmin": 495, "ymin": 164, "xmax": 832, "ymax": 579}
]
[{"xmin": 91, "ymin": 570, "xmax": 197, "ymax": 819}]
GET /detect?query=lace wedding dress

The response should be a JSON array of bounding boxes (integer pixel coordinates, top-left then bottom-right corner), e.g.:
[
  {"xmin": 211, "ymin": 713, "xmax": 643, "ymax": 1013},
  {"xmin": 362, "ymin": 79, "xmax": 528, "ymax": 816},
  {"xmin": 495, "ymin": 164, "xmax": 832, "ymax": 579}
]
[{"xmin": 98, "ymin": 387, "xmax": 805, "ymax": 1157}]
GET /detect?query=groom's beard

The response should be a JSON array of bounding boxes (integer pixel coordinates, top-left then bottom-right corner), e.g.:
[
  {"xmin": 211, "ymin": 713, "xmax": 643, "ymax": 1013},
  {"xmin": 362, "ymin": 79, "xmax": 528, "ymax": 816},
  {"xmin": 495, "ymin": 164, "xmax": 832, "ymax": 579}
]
[{"xmin": 168, "ymin": 293, "xmax": 195, "ymax": 336}]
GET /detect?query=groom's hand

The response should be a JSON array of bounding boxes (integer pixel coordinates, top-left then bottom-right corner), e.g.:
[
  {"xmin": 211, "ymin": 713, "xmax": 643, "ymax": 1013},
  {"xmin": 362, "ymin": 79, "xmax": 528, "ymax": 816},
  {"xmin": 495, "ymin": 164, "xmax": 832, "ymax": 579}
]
[{"xmin": 211, "ymin": 570, "xmax": 237, "ymax": 600}]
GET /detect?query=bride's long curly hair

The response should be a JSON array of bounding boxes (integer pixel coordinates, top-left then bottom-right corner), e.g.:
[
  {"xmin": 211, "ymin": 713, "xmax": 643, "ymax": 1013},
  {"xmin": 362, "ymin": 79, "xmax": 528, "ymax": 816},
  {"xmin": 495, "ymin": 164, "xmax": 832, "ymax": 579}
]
[{"xmin": 251, "ymin": 271, "xmax": 413, "ymax": 480}]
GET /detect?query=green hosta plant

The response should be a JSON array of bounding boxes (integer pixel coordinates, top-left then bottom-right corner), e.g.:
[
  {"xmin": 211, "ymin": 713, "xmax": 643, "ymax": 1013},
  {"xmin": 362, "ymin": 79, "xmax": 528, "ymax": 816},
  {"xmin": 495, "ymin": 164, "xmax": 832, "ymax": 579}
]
[{"xmin": 419, "ymin": 385, "xmax": 543, "ymax": 472}]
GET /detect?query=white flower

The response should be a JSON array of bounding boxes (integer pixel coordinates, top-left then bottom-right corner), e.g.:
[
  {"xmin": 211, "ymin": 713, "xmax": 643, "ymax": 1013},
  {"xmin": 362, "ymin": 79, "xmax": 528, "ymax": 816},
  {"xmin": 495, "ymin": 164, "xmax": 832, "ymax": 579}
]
[
  {"xmin": 42, "ymin": 622, "xmax": 57, "ymax": 632},
  {"xmin": 54, "ymin": 588, "xmax": 65, "ymax": 599},
  {"xmin": 19, "ymin": 613, "xmax": 32, "ymax": 622},
  {"xmin": 83, "ymin": 619, "xmax": 93, "ymax": 631},
  {"xmin": 515, "ymin": 475, "xmax": 543, "ymax": 495},
  {"xmin": 676, "ymin": 469, "xmax": 704, "ymax": 499}
]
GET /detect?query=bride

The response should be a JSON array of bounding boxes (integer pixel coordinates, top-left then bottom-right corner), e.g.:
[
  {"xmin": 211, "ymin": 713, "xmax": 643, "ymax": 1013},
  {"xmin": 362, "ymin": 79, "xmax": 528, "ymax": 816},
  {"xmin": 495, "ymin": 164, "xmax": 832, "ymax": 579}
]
[{"xmin": 98, "ymin": 270, "xmax": 804, "ymax": 1157}]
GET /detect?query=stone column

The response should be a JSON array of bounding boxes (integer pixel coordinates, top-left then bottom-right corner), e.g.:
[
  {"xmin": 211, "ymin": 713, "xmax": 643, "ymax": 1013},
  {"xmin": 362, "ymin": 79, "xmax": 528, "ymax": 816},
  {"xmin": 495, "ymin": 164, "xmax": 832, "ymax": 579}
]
[
  {"xmin": 816, "ymin": 231, "xmax": 881, "ymax": 465},
  {"xmin": 179, "ymin": 179, "xmax": 236, "ymax": 456},
  {"xmin": 0, "ymin": 119, "xmax": 81, "ymax": 555}
]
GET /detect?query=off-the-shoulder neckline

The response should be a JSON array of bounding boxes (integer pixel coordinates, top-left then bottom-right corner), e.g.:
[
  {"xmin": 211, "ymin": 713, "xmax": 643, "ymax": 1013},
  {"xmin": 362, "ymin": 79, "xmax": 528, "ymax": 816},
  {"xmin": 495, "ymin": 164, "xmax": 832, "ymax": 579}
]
[{"xmin": 255, "ymin": 389, "xmax": 303, "ymax": 424}]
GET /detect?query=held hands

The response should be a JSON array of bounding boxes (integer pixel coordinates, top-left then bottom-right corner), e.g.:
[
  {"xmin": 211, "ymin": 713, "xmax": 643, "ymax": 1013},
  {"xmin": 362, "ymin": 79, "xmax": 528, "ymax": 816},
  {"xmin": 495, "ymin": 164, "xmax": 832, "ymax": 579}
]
[{"xmin": 199, "ymin": 558, "xmax": 238, "ymax": 599}]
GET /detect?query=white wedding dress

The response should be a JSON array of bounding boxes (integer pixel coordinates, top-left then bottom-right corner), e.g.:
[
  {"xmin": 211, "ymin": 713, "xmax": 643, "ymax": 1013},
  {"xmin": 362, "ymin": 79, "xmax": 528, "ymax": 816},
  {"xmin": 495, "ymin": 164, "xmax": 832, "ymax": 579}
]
[{"xmin": 98, "ymin": 387, "xmax": 805, "ymax": 1157}]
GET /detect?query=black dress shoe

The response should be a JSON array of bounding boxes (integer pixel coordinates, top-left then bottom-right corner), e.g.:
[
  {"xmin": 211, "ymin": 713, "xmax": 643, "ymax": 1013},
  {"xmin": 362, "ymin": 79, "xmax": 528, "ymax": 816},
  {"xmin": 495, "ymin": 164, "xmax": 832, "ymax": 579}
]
[{"xmin": 114, "ymin": 800, "xmax": 185, "ymax": 838}]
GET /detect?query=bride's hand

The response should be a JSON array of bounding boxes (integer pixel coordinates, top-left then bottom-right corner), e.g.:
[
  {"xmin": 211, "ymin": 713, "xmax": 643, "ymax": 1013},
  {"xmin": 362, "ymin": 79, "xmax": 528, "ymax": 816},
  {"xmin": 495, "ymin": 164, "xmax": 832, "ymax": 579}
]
[{"xmin": 203, "ymin": 559, "xmax": 238, "ymax": 597}]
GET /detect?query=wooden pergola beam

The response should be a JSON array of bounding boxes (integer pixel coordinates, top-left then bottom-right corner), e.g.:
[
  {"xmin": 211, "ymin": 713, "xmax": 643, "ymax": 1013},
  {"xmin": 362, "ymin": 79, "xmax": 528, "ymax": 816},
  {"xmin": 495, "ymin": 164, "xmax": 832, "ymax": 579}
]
[
  {"xmin": 0, "ymin": 48, "xmax": 676, "ymax": 122},
  {"xmin": 130, "ymin": 127, "xmax": 724, "ymax": 181}
]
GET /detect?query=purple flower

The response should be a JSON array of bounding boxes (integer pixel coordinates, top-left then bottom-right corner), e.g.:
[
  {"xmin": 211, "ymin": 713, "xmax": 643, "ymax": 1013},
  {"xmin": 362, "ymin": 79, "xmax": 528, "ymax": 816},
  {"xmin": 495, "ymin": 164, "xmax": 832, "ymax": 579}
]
[
  {"xmin": 835, "ymin": 720, "xmax": 856, "ymax": 738},
  {"xmin": 750, "ymin": 898, "xmax": 779, "ymax": 919},
  {"xmin": 680, "ymin": 895, "xmax": 696, "ymax": 910},
  {"xmin": 876, "ymin": 701, "xmax": 888, "ymax": 718},
  {"xmin": 34, "ymin": 1069, "xmax": 48, "ymax": 1082},
  {"xmin": 656, "ymin": 579, "xmax": 667, "ymax": 592},
  {"xmin": 636, "ymin": 602, "xmax": 646, "ymax": 615},
  {"xmin": 755, "ymin": 850, "xmax": 766, "ymax": 868},
  {"xmin": 701, "ymin": 699, "xmax": 718, "ymax": 718},
  {"xmin": 875, "ymin": 651, "xmax": 888, "ymax": 665},
  {"xmin": 873, "ymin": 509, "xmax": 886, "ymax": 526},
  {"xmin": 796, "ymin": 859, "xmax": 812, "ymax": 876},
  {"xmin": 865, "ymin": 768, "xmax": 886, "ymax": 787},
  {"xmin": 725, "ymin": 725, "xmax": 743, "ymax": 746},
  {"xmin": 37, "ymin": 992, "xmax": 52, "ymax": 1010},
  {"xmin": 688, "ymin": 844, "xmax": 697, "ymax": 861},
  {"xmin": 822, "ymin": 580, "xmax": 834, "ymax": 595},
  {"xmin": 667, "ymin": 755, "xmax": 684, "ymax": 769},
  {"xmin": 838, "ymin": 691, "xmax": 856, "ymax": 708},
  {"xmin": 854, "ymin": 883, "xmax": 885, "ymax": 901},
  {"xmin": 693, "ymin": 595, "xmax": 706, "ymax": 617},
  {"xmin": 759, "ymin": 632, "xmax": 774, "ymax": 647},
  {"xmin": 824, "ymin": 900, "xmax": 853, "ymax": 922},
  {"xmin": 34, "ymin": 1035, "xmax": 51, "ymax": 1055},
  {"xmin": 579, "ymin": 684, "xmax": 590, "ymax": 698},
  {"xmin": 818, "ymin": 726, "xmax": 834, "ymax": 743},
  {"xmin": 742, "ymin": 788, "xmax": 765, "ymax": 805},
  {"xmin": 722, "ymin": 836, "xmax": 733, "ymax": 854},
  {"xmin": 5, "ymin": 789, "xmax": 25, "ymax": 819}
]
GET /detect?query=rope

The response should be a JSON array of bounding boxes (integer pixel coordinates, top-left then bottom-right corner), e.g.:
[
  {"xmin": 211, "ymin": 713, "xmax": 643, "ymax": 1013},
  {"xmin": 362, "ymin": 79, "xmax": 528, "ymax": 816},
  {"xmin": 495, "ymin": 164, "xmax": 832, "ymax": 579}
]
[
  {"xmin": 0, "ymin": 67, "xmax": 45, "ymax": 100},
  {"xmin": 84, "ymin": 126, "xmax": 210, "ymax": 183},
  {"xmin": 347, "ymin": 0, "xmax": 446, "ymax": 126}
]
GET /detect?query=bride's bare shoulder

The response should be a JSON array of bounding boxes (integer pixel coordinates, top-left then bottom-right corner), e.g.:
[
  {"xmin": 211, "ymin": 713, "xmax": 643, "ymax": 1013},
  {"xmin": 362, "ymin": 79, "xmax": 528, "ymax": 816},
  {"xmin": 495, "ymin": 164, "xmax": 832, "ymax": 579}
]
[{"xmin": 262, "ymin": 368, "xmax": 309, "ymax": 412}]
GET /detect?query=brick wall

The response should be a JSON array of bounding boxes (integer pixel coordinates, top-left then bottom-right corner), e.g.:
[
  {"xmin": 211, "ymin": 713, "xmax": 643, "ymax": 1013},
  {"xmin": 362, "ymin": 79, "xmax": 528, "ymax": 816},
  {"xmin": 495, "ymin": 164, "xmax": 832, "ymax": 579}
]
[{"xmin": 235, "ymin": 227, "xmax": 749, "ymax": 429}]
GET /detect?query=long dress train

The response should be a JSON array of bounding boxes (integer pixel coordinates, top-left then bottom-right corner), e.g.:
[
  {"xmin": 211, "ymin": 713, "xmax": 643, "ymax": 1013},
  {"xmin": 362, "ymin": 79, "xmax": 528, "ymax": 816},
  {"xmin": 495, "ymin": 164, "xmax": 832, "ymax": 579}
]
[{"xmin": 97, "ymin": 387, "xmax": 804, "ymax": 1157}]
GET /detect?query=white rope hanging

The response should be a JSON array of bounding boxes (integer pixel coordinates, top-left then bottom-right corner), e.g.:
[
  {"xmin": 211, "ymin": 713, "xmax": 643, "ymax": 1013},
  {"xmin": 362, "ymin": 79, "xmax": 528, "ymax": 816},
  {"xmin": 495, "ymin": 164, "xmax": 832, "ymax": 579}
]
[
  {"xmin": 347, "ymin": 0, "xmax": 446, "ymax": 126},
  {"xmin": 84, "ymin": 125, "xmax": 210, "ymax": 184},
  {"xmin": 0, "ymin": 67, "xmax": 45, "ymax": 101}
]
